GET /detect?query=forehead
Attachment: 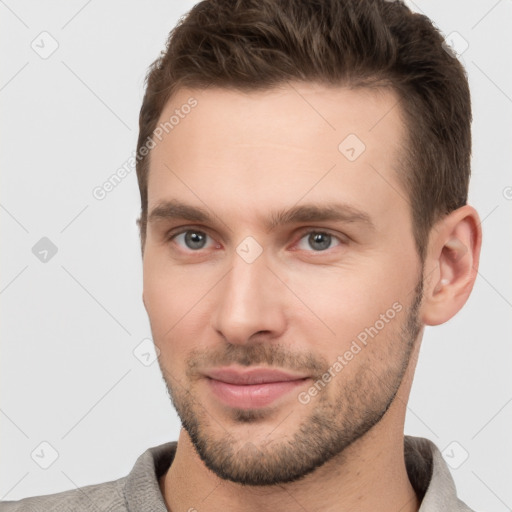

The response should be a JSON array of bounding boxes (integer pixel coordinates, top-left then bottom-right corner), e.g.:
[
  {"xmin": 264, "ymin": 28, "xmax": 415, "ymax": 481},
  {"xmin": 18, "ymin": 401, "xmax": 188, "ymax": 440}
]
[
  {"xmin": 147, "ymin": 82, "xmax": 409, "ymax": 231},
  {"xmin": 154, "ymin": 82, "xmax": 405, "ymax": 154}
]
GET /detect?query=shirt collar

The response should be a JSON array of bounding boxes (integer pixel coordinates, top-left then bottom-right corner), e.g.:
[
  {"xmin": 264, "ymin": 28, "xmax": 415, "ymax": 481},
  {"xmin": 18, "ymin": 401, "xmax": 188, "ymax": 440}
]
[
  {"xmin": 124, "ymin": 436, "xmax": 472, "ymax": 511},
  {"xmin": 405, "ymin": 436, "xmax": 473, "ymax": 511}
]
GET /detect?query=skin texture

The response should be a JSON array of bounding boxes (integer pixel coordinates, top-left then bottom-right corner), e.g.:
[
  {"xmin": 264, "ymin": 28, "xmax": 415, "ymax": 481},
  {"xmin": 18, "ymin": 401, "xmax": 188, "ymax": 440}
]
[{"xmin": 141, "ymin": 83, "xmax": 482, "ymax": 512}]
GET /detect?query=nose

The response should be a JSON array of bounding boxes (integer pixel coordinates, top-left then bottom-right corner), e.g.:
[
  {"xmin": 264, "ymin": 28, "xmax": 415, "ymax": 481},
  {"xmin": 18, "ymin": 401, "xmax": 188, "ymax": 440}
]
[{"xmin": 211, "ymin": 247, "xmax": 287, "ymax": 345}]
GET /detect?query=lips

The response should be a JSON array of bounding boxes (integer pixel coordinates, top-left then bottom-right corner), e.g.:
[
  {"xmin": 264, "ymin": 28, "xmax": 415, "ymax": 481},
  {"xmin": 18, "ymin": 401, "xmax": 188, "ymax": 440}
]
[
  {"xmin": 206, "ymin": 367, "xmax": 309, "ymax": 384},
  {"xmin": 204, "ymin": 367, "xmax": 310, "ymax": 409}
]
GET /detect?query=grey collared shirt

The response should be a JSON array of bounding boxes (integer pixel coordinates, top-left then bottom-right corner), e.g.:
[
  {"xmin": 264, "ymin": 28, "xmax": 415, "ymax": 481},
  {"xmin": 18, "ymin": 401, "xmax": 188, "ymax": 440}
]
[{"xmin": 0, "ymin": 436, "xmax": 476, "ymax": 511}]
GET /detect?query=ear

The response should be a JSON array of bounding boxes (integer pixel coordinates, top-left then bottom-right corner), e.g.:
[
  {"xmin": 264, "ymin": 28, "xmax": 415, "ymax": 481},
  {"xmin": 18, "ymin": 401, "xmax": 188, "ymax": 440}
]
[{"xmin": 420, "ymin": 205, "xmax": 482, "ymax": 326}]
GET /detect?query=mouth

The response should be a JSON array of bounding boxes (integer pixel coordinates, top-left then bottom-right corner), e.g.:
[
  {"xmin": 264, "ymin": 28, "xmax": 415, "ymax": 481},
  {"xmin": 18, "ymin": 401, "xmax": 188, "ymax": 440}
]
[{"xmin": 204, "ymin": 367, "xmax": 310, "ymax": 409}]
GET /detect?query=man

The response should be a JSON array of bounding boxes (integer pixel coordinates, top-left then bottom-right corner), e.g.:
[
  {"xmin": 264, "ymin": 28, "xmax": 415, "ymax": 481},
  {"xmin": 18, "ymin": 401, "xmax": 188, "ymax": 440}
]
[{"xmin": 1, "ymin": 0, "xmax": 482, "ymax": 510}]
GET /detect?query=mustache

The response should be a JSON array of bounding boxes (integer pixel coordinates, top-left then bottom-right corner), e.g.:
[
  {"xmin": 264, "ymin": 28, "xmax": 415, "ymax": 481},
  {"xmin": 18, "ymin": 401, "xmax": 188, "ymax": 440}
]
[{"xmin": 186, "ymin": 342, "xmax": 328, "ymax": 380}]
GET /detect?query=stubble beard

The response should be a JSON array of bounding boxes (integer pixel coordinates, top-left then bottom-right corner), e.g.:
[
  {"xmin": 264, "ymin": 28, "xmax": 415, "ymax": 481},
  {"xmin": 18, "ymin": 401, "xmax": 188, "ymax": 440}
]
[{"xmin": 159, "ymin": 277, "xmax": 423, "ymax": 486}]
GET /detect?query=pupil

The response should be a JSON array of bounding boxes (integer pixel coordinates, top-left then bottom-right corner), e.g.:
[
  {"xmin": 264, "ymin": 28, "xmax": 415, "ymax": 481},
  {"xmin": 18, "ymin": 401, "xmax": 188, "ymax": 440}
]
[{"xmin": 309, "ymin": 232, "xmax": 330, "ymax": 251}]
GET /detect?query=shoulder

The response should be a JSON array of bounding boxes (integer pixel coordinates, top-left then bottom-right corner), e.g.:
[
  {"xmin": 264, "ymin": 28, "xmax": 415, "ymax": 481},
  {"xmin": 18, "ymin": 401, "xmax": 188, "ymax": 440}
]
[
  {"xmin": 0, "ymin": 442, "xmax": 177, "ymax": 512},
  {"xmin": 0, "ymin": 476, "xmax": 127, "ymax": 512}
]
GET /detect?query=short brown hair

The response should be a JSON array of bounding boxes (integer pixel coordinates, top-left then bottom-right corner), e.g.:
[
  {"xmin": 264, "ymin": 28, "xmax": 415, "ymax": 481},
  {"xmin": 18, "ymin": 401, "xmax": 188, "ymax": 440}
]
[{"xmin": 135, "ymin": 0, "xmax": 471, "ymax": 262}]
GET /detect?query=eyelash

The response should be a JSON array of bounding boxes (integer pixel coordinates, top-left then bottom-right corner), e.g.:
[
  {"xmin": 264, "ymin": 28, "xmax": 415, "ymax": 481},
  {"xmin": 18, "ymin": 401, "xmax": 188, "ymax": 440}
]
[{"xmin": 165, "ymin": 227, "xmax": 347, "ymax": 254}]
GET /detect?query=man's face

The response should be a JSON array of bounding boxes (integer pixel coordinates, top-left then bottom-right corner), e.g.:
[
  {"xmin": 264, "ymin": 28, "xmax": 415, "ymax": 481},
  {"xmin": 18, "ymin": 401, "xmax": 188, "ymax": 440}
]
[{"xmin": 142, "ymin": 83, "xmax": 424, "ymax": 485}]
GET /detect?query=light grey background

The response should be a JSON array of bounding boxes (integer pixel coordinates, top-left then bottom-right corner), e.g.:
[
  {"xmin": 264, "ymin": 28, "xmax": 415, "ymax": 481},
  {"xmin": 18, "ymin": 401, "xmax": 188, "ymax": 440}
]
[{"xmin": 1, "ymin": 1, "xmax": 511, "ymax": 510}]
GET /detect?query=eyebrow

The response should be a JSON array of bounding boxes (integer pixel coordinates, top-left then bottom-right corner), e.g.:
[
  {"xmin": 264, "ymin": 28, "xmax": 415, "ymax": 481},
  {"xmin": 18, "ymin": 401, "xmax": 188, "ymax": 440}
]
[{"xmin": 148, "ymin": 199, "xmax": 375, "ymax": 232}]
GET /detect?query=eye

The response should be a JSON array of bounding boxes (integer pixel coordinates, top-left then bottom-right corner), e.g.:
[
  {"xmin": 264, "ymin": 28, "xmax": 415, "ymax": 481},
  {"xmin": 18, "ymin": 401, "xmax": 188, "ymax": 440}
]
[
  {"xmin": 167, "ymin": 228, "xmax": 345, "ymax": 254},
  {"xmin": 295, "ymin": 230, "xmax": 343, "ymax": 252},
  {"xmin": 170, "ymin": 229, "xmax": 217, "ymax": 251}
]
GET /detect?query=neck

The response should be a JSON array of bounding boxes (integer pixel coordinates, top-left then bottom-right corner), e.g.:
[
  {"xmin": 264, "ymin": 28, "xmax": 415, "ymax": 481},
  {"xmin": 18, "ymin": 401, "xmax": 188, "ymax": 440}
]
[{"xmin": 160, "ymin": 417, "xmax": 420, "ymax": 512}]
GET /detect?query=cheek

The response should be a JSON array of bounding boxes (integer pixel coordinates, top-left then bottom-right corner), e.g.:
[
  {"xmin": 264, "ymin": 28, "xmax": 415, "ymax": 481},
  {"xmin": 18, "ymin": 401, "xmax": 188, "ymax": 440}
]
[
  {"xmin": 142, "ymin": 250, "xmax": 217, "ymax": 364},
  {"xmin": 284, "ymin": 258, "xmax": 412, "ymax": 361},
  {"xmin": 142, "ymin": 249, "xmax": 190, "ymax": 344}
]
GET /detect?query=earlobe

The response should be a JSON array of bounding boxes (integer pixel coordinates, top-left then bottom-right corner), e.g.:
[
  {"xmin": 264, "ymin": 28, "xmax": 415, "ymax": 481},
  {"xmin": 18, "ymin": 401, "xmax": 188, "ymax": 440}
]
[{"xmin": 420, "ymin": 205, "xmax": 482, "ymax": 326}]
